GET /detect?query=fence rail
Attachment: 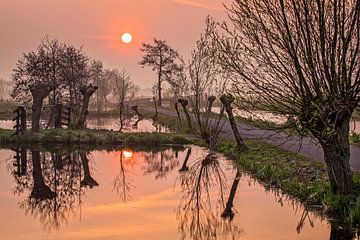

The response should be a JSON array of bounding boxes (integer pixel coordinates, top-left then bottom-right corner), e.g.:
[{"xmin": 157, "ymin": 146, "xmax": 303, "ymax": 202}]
[{"xmin": 12, "ymin": 103, "xmax": 71, "ymax": 135}]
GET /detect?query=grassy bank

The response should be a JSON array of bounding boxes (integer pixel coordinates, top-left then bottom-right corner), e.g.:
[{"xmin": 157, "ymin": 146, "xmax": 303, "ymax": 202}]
[
  {"xmin": 0, "ymin": 128, "xmax": 192, "ymax": 147},
  {"xmin": 146, "ymin": 112, "xmax": 360, "ymax": 227}
]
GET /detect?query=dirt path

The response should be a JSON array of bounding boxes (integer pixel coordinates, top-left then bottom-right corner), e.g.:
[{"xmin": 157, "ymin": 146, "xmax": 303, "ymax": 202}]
[{"xmin": 140, "ymin": 105, "xmax": 360, "ymax": 171}]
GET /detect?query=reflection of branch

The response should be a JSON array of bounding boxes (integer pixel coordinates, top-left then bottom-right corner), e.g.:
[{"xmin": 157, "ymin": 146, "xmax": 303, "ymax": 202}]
[
  {"xmin": 112, "ymin": 151, "xmax": 134, "ymax": 203},
  {"xmin": 143, "ymin": 150, "xmax": 179, "ymax": 179},
  {"xmin": 15, "ymin": 150, "xmax": 85, "ymax": 232},
  {"xmin": 296, "ymin": 209, "xmax": 314, "ymax": 233},
  {"xmin": 177, "ymin": 152, "xmax": 242, "ymax": 239}
]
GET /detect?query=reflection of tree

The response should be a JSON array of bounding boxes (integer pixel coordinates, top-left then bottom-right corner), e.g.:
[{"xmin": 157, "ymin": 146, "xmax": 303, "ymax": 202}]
[
  {"xmin": 30, "ymin": 150, "xmax": 56, "ymax": 200},
  {"xmin": 80, "ymin": 152, "xmax": 98, "ymax": 188},
  {"xmin": 143, "ymin": 149, "xmax": 179, "ymax": 179},
  {"xmin": 221, "ymin": 169, "xmax": 241, "ymax": 221},
  {"xmin": 112, "ymin": 150, "xmax": 135, "ymax": 203},
  {"xmin": 8, "ymin": 149, "xmax": 91, "ymax": 231},
  {"xmin": 177, "ymin": 152, "xmax": 242, "ymax": 239}
]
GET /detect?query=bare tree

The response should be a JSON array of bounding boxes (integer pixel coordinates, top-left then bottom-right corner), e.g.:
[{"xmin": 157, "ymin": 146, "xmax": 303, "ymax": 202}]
[
  {"xmin": 184, "ymin": 17, "xmax": 229, "ymax": 149},
  {"xmin": 214, "ymin": 0, "xmax": 360, "ymax": 194},
  {"xmin": 112, "ymin": 68, "xmax": 138, "ymax": 132},
  {"xmin": 0, "ymin": 78, "xmax": 13, "ymax": 100},
  {"xmin": 12, "ymin": 37, "xmax": 101, "ymax": 131},
  {"xmin": 139, "ymin": 38, "xmax": 182, "ymax": 106},
  {"xmin": 12, "ymin": 38, "xmax": 61, "ymax": 132},
  {"xmin": 89, "ymin": 60, "xmax": 107, "ymax": 113}
]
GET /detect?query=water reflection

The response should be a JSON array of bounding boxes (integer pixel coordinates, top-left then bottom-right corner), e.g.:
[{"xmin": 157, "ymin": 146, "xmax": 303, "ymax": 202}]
[
  {"xmin": 86, "ymin": 117, "xmax": 171, "ymax": 133},
  {"xmin": 177, "ymin": 152, "xmax": 242, "ymax": 239},
  {"xmin": 13, "ymin": 149, "xmax": 85, "ymax": 231},
  {"xmin": 111, "ymin": 150, "xmax": 135, "ymax": 203},
  {"xmin": 0, "ymin": 145, "xmax": 358, "ymax": 239}
]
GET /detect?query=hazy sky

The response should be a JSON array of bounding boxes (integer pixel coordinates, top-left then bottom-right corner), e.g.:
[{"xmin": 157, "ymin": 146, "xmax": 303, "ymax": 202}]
[{"xmin": 0, "ymin": 0, "xmax": 230, "ymax": 88}]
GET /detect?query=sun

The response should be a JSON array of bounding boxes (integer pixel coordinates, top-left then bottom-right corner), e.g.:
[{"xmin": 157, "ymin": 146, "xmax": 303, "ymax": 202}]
[{"xmin": 121, "ymin": 32, "xmax": 132, "ymax": 44}]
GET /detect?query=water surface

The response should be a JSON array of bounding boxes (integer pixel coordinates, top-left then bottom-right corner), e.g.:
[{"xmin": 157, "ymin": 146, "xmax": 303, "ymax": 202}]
[{"xmin": 0, "ymin": 145, "xmax": 352, "ymax": 240}]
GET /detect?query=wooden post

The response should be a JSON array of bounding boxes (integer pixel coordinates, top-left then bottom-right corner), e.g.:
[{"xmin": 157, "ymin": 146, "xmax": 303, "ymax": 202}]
[
  {"xmin": 54, "ymin": 103, "xmax": 62, "ymax": 129},
  {"xmin": 12, "ymin": 108, "xmax": 20, "ymax": 135}
]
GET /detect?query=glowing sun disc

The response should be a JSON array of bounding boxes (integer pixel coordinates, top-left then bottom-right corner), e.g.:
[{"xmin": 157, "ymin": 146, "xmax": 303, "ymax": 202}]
[{"xmin": 121, "ymin": 33, "xmax": 132, "ymax": 43}]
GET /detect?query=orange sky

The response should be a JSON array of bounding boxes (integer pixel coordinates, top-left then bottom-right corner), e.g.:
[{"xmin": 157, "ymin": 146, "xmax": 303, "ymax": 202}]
[{"xmin": 0, "ymin": 0, "xmax": 230, "ymax": 88}]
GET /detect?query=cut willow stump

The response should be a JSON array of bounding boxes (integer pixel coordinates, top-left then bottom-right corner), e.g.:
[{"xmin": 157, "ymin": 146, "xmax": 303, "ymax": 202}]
[
  {"xmin": 207, "ymin": 96, "xmax": 216, "ymax": 113},
  {"xmin": 78, "ymin": 84, "xmax": 98, "ymax": 128},
  {"xmin": 30, "ymin": 84, "xmax": 54, "ymax": 133},
  {"xmin": 131, "ymin": 105, "xmax": 143, "ymax": 119},
  {"xmin": 178, "ymin": 98, "xmax": 192, "ymax": 129},
  {"xmin": 220, "ymin": 93, "xmax": 247, "ymax": 150}
]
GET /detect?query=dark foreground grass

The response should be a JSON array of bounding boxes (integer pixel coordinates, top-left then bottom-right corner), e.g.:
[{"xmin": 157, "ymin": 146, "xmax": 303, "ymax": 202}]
[{"xmin": 146, "ymin": 112, "xmax": 360, "ymax": 227}]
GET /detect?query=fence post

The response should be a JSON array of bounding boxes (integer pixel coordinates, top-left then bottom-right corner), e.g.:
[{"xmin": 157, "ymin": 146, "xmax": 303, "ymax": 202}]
[
  {"xmin": 54, "ymin": 103, "xmax": 62, "ymax": 129},
  {"xmin": 12, "ymin": 107, "xmax": 20, "ymax": 135}
]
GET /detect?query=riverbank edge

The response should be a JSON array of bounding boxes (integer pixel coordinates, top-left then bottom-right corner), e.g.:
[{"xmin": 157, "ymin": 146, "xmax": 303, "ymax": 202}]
[
  {"xmin": 0, "ymin": 128, "xmax": 192, "ymax": 147},
  {"xmin": 146, "ymin": 112, "xmax": 360, "ymax": 228}
]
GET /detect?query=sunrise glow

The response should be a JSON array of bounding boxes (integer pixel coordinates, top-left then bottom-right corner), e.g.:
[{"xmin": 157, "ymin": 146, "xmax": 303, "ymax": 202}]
[{"xmin": 121, "ymin": 33, "xmax": 132, "ymax": 44}]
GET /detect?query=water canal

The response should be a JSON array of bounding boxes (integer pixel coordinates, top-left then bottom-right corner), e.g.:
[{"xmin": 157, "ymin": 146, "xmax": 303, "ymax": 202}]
[{"xmin": 0, "ymin": 145, "xmax": 353, "ymax": 240}]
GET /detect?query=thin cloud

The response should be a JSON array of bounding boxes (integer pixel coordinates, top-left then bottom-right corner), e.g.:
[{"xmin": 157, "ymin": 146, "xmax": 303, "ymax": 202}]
[{"xmin": 172, "ymin": 0, "xmax": 224, "ymax": 11}]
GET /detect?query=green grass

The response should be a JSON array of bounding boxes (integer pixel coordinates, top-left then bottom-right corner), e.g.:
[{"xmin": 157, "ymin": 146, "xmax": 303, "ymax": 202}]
[
  {"xmin": 0, "ymin": 128, "xmax": 193, "ymax": 147},
  {"xmin": 148, "ymin": 112, "xmax": 360, "ymax": 227},
  {"xmin": 218, "ymin": 139, "xmax": 360, "ymax": 226}
]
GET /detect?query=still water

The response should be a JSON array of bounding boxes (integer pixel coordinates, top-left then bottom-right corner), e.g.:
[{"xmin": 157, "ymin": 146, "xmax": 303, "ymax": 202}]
[
  {"xmin": 212, "ymin": 107, "xmax": 360, "ymax": 134},
  {"xmin": 0, "ymin": 117, "xmax": 171, "ymax": 133},
  {"xmin": 86, "ymin": 117, "xmax": 171, "ymax": 133},
  {"xmin": 0, "ymin": 145, "xmax": 353, "ymax": 240}
]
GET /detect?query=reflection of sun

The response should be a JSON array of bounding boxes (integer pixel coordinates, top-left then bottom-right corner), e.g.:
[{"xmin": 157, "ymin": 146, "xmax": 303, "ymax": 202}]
[{"xmin": 123, "ymin": 150, "xmax": 133, "ymax": 159}]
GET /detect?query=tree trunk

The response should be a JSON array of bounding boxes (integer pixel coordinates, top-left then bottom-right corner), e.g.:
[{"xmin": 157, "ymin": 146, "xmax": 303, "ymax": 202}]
[
  {"xmin": 175, "ymin": 102, "xmax": 182, "ymax": 126},
  {"xmin": 119, "ymin": 102, "xmax": 124, "ymax": 132},
  {"xmin": 206, "ymin": 96, "xmax": 216, "ymax": 113},
  {"xmin": 178, "ymin": 99, "xmax": 192, "ymax": 129},
  {"xmin": 30, "ymin": 150, "xmax": 56, "ymax": 200},
  {"xmin": 220, "ymin": 94, "xmax": 246, "ymax": 150},
  {"xmin": 78, "ymin": 84, "xmax": 98, "ymax": 128},
  {"xmin": 158, "ymin": 66, "xmax": 162, "ymax": 106},
  {"xmin": 319, "ymin": 116, "xmax": 353, "ymax": 194},
  {"xmin": 30, "ymin": 87, "xmax": 52, "ymax": 133}
]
